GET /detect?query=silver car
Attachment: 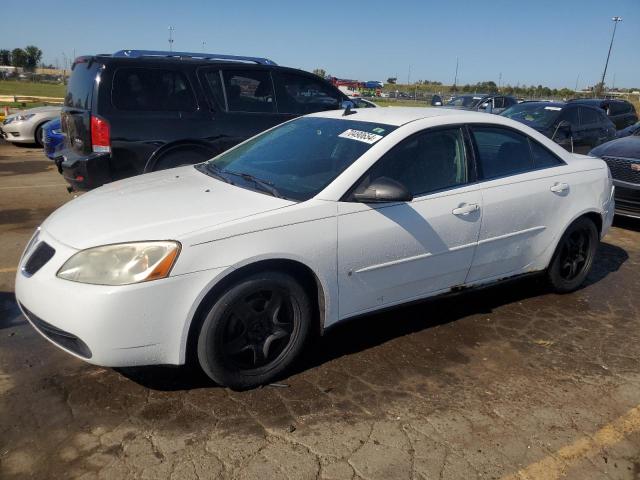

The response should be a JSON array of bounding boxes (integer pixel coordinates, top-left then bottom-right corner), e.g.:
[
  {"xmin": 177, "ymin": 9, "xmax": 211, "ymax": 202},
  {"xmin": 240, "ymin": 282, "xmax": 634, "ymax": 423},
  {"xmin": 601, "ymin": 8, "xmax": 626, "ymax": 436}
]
[{"xmin": 0, "ymin": 106, "xmax": 61, "ymax": 146}]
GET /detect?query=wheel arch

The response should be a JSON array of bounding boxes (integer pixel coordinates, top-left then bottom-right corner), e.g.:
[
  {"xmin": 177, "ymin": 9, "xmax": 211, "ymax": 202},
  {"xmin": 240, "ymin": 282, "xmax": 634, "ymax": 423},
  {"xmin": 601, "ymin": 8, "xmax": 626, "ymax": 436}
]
[
  {"xmin": 182, "ymin": 257, "xmax": 327, "ymax": 365},
  {"xmin": 144, "ymin": 139, "xmax": 219, "ymax": 172},
  {"xmin": 544, "ymin": 208, "xmax": 604, "ymax": 270}
]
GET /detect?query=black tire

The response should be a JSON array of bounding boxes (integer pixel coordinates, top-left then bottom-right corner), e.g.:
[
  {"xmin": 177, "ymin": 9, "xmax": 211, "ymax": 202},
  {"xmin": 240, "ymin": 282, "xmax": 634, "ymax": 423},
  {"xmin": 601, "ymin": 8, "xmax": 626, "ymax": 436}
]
[
  {"xmin": 34, "ymin": 124, "xmax": 45, "ymax": 147},
  {"xmin": 197, "ymin": 271, "xmax": 312, "ymax": 390},
  {"xmin": 152, "ymin": 147, "xmax": 213, "ymax": 171},
  {"xmin": 547, "ymin": 217, "xmax": 598, "ymax": 293}
]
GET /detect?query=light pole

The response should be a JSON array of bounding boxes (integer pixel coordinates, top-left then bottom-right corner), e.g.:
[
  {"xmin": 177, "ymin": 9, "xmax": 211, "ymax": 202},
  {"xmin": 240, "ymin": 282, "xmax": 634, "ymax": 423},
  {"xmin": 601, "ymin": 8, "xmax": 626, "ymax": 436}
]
[
  {"xmin": 168, "ymin": 26, "xmax": 175, "ymax": 52},
  {"xmin": 599, "ymin": 16, "xmax": 622, "ymax": 96}
]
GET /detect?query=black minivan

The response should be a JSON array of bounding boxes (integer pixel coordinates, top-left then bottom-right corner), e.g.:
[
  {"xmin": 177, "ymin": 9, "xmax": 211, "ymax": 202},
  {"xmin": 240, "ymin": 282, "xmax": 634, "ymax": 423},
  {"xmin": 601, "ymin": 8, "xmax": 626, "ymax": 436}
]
[{"xmin": 58, "ymin": 50, "xmax": 348, "ymax": 190}]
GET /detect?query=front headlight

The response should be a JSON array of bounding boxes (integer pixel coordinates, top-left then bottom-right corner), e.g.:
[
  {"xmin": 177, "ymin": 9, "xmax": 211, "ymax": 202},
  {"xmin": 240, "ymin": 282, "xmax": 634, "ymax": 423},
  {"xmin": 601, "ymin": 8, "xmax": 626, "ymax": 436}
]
[
  {"xmin": 16, "ymin": 113, "xmax": 36, "ymax": 122},
  {"xmin": 57, "ymin": 241, "xmax": 181, "ymax": 286}
]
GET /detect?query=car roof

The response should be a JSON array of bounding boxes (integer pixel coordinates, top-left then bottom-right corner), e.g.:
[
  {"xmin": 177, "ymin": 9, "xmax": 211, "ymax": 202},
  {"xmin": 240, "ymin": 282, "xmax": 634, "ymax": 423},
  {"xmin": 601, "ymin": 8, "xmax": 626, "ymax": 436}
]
[
  {"xmin": 309, "ymin": 106, "xmax": 491, "ymax": 126},
  {"xmin": 516, "ymin": 101, "xmax": 566, "ymax": 108}
]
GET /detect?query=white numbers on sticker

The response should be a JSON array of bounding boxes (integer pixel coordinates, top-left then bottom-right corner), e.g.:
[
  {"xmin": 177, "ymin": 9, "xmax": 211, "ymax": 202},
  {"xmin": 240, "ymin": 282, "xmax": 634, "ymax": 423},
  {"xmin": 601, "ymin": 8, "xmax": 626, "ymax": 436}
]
[{"xmin": 339, "ymin": 129, "xmax": 383, "ymax": 144}]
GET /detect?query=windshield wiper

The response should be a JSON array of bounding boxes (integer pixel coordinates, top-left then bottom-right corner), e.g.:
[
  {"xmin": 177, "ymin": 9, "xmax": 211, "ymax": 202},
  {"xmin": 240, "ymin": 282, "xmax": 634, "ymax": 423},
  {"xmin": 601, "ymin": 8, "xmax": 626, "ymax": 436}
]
[
  {"xmin": 225, "ymin": 170, "xmax": 283, "ymax": 198},
  {"xmin": 202, "ymin": 163, "xmax": 231, "ymax": 184}
]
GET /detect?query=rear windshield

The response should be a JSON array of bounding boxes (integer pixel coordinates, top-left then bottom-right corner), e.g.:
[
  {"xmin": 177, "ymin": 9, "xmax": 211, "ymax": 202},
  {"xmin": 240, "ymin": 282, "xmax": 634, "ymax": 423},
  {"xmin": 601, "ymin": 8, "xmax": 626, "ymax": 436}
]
[{"xmin": 65, "ymin": 62, "xmax": 100, "ymax": 110}]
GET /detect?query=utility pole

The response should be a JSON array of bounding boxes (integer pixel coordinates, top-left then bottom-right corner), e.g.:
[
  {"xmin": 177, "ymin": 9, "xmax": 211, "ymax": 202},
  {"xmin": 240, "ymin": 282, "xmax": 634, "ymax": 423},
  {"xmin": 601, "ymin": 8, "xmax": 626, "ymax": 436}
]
[
  {"xmin": 407, "ymin": 64, "xmax": 411, "ymax": 86},
  {"xmin": 599, "ymin": 16, "xmax": 622, "ymax": 96},
  {"xmin": 575, "ymin": 74, "xmax": 580, "ymax": 92},
  {"xmin": 168, "ymin": 26, "xmax": 175, "ymax": 52},
  {"xmin": 498, "ymin": 72, "xmax": 502, "ymax": 92},
  {"xmin": 202, "ymin": 41, "xmax": 206, "ymax": 52},
  {"xmin": 453, "ymin": 57, "xmax": 459, "ymax": 92}
]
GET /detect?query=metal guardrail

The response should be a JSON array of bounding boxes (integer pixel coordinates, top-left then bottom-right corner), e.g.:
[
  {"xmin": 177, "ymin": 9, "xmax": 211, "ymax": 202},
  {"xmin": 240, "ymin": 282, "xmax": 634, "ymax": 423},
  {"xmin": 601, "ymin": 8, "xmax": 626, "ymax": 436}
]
[{"xmin": 0, "ymin": 95, "xmax": 64, "ymax": 105}]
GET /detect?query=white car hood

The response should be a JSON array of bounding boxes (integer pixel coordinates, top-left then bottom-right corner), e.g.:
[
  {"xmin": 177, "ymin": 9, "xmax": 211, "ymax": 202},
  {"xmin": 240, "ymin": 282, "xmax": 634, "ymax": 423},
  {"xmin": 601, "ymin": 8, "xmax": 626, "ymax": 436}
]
[{"xmin": 42, "ymin": 166, "xmax": 295, "ymax": 249}]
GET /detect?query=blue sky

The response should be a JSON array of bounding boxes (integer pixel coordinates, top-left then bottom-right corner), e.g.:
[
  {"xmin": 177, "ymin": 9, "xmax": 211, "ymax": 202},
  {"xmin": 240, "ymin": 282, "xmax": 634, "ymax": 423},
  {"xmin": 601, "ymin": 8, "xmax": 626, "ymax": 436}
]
[{"xmin": 3, "ymin": 0, "xmax": 639, "ymax": 89}]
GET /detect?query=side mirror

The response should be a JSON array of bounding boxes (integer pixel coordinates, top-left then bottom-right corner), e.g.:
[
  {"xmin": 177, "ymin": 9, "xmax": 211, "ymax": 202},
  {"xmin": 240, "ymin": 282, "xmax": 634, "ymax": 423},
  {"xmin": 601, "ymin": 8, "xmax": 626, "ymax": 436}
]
[
  {"xmin": 341, "ymin": 100, "xmax": 355, "ymax": 109},
  {"xmin": 481, "ymin": 102, "xmax": 493, "ymax": 113},
  {"xmin": 353, "ymin": 177, "xmax": 413, "ymax": 203}
]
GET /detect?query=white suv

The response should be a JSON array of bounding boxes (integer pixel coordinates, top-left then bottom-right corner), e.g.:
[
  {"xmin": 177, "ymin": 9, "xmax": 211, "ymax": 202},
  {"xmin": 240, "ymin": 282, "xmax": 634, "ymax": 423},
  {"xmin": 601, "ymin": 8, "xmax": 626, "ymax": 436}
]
[{"xmin": 16, "ymin": 107, "xmax": 614, "ymax": 389}]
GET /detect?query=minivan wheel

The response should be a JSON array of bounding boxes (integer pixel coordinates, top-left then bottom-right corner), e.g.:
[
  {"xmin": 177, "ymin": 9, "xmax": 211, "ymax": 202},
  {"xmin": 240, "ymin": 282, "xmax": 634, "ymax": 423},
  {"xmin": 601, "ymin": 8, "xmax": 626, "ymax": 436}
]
[
  {"xmin": 152, "ymin": 147, "xmax": 213, "ymax": 171},
  {"xmin": 547, "ymin": 217, "xmax": 598, "ymax": 293},
  {"xmin": 197, "ymin": 272, "xmax": 312, "ymax": 390}
]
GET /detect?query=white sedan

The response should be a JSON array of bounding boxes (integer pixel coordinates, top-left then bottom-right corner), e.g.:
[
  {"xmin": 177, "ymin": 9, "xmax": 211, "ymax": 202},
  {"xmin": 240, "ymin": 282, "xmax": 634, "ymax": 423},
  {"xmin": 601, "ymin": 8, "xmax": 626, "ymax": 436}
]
[{"xmin": 15, "ymin": 108, "xmax": 615, "ymax": 389}]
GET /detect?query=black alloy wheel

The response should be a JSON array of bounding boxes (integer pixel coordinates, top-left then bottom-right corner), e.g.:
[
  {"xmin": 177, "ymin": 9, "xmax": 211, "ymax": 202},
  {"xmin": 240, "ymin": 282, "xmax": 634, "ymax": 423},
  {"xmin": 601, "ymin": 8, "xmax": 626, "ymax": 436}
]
[
  {"xmin": 197, "ymin": 271, "xmax": 311, "ymax": 390},
  {"xmin": 547, "ymin": 217, "xmax": 598, "ymax": 293}
]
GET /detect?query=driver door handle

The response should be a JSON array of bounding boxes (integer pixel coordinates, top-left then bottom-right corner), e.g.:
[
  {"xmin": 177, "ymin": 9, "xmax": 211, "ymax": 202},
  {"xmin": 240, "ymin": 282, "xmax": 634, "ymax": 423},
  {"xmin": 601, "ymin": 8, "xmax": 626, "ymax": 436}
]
[
  {"xmin": 452, "ymin": 203, "xmax": 479, "ymax": 216},
  {"xmin": 550, "ymin": 182, "xmax": 569, "ymax": 193}
]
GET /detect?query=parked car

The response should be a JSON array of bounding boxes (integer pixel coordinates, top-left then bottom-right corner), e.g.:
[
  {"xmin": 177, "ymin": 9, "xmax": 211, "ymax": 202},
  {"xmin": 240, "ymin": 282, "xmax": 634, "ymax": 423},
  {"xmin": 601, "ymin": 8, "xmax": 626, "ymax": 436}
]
[
  {"xmin": 16, "ymin": 107, "xmax": 614, "ymax": 389},
  {"xmin": 348, "ymin": 97, "xmax": 377, "ymax": 108},
  {"xmin": 568, "ymin": 98, "xmax": 638, "ymax": 130},
  {"xmin": 501, "ymin": 101, "xmax": 616, "ymax": 154},
  {"xmin": 616, "ymin": 121, "xmax": 640, "ymax": 138},
  {"xmin": 444, "ymin": 94, "xmax": 517, "ymax": 114},
  {"xmin": 0, "ymin": 106, "xmax": 61, "ymax": 146},
  {"xmin": 42, "ymin": 117, "xmax": 64, "ymax": 160},
  {"xmin": 58, "ymin": 50, "xmax": 348, "ymax": 191},
  {"xmin": 590, "ymin": 130, "xmax": 640, "ymax": 219}
]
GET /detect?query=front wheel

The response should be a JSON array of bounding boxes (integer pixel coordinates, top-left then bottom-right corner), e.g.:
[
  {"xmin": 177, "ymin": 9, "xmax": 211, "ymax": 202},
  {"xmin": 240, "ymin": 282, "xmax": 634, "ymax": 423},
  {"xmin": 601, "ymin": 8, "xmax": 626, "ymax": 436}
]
[
  {"xmin": 197, "ymin": 272, "xmax": 312, "ymax": 390},
  {"xmin": 546, "ymin": 217, "xmax": 598, "ymax": 293}
]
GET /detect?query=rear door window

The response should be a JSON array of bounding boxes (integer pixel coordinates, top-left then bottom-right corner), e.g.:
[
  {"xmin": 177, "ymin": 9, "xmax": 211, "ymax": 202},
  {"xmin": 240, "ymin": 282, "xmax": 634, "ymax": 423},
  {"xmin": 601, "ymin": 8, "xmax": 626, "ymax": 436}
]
[
  {"xmin": 222, "ymin": 70, "xmax": 275, "ymax": 113},
  {"xmin": 471, "ymin": 126, "xmax": 534, "ymax": 179},
  {"xmin": 112, "ymin": 68, "xmax": 196, "ymax": 112},
  {"xmin": 199, "ymin": 69, "xmax": 226, "ymax": 110},
  {"xmin": 579, "ymin": 107, "xmax": 600, "ymax": 126},
  {"xmin": 529, "ymin": 140, "xmax": 564, "ymax": 169},
  {"xmin": 558, "ymin": 107, "xmax": 579, "ymax": 126},
  {"xmin": 273, "ymin": 72, "xmax": 341, "ymax": 114}
]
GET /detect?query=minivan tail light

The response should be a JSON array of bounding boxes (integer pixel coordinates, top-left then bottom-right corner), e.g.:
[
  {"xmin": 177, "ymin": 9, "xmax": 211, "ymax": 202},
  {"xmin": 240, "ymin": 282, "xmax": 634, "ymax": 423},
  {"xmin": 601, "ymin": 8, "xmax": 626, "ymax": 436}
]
[{"xmin": 91, "ymin": 115, "xmax": 111, "ymax": 153}]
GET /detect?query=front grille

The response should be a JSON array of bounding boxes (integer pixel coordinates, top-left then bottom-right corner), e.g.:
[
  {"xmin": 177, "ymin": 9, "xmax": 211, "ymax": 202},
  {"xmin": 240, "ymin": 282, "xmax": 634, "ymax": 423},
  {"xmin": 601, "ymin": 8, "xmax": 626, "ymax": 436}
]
[
  {"xmin": 603, "ymin": 156, "xmax": 640, "ymax": 184},
  {"xmin": 22, "ymin": 242, "xmax": 55, "ymax": 276},
  {"xmin": 20, "ymin": 304, "xmax": 92, "ymax": 358}
]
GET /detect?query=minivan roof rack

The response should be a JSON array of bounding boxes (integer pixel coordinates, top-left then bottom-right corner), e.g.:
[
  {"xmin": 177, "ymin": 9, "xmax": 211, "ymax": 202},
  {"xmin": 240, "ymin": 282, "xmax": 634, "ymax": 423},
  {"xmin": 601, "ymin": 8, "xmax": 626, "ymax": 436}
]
[{"xmin": 112, "ymin": 50, "xmax": 277, "ymax": 66}]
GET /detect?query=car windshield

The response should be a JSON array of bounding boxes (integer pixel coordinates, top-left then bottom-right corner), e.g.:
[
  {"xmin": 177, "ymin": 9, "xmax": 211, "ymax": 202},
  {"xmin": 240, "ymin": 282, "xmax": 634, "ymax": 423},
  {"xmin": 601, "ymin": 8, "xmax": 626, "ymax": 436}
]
[
  {"xmin": 501, "ymin": 103, "xmax": 563, "ymax": 128},
  {"xmin": 446, "ymin": 95, "xmax": 484, "ymax": 107},
  {"xmin": 201, "ymin": 117, "xmax": 397, "ymax": 201}
]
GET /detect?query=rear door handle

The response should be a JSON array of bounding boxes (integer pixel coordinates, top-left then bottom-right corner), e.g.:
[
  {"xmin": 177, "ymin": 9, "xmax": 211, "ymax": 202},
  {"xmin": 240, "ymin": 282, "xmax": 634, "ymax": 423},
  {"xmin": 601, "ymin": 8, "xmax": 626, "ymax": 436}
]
[
  {"xmin": 452, "ymin": 203, "xmax": 479, "ymax": 216},
  {"xmin": 550, "ymin": 182, "xmax": 569, "ymax": 193}
]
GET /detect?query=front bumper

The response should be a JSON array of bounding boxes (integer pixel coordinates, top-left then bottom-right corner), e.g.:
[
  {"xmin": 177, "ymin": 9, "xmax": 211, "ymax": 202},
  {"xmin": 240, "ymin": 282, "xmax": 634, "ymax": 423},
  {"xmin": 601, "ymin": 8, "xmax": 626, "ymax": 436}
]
[
  {"xmin": 613, "ymin": 180, "xmax": 640, "ymax": 219},
  {"xmin": 15, "ymin": 229, "xmax": 227, "ymax": 367},
  {"xmin": 0, "ymin": 121, "xmax": 36, "ymax": 143}
]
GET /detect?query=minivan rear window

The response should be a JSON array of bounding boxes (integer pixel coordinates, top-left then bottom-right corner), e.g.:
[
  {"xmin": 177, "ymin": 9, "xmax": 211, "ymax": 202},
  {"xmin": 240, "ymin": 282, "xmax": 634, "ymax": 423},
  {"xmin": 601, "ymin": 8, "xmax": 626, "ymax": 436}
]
[
  {"xmin": 65, "ymin": 62, "xmax": 100, "ymax": 110},
  {"xmin": 112, "ymin": 68, "xmax": 196, "ymax": 112}
]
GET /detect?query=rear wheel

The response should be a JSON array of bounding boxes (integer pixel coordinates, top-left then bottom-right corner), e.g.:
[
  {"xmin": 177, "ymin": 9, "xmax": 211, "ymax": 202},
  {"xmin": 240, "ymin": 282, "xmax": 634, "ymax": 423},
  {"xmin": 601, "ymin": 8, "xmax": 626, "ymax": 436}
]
[
  {"xmin": 152, "ymin": 146, "xmax": 214, "ymax": 171},
  {"xmin": 547, "ymin": 217, "xmax": 598, "ymax": 293},
  {"xmin": 197, "ymin": 271, "xmax": 312, "ymax": 390}
]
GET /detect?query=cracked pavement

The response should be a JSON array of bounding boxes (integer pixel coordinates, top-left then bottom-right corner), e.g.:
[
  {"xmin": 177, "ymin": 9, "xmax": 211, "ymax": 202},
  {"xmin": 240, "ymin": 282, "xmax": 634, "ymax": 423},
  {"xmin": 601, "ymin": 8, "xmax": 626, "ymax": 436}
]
[{"xmin": 1, "ymin": 140, "xmax": 640, "ymax": 479}]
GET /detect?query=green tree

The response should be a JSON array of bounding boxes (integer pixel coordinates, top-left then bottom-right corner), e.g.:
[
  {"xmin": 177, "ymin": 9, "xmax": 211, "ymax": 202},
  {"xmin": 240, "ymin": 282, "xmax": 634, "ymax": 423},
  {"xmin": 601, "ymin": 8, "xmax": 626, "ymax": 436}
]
[
  {"xmin": 11, "ymin": 48, "xmax": 26, "ymax": 68},
  {"xmin": 24, "ymin": 45, "xmax": 43, "ymax": 71},
  {"xmin": 0, "ymin": 49, "xmax": 10, "ymax": 65},
  {"xmin": 312, "ymin": 68, "xmax": 326, "ymax": 78}
]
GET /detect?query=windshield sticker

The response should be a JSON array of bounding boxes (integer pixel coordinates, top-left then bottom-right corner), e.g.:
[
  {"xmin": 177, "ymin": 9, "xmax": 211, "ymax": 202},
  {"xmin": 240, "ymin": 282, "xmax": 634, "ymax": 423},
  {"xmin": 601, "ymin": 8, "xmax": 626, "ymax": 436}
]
[
  {"xmin": 544, "ymin": 106, "xmax": 562, "ymax": 111},
  {"xmin": 339, "ymin": 129, "xmax": 383, "ymax": 144},
  {"xmin": 372, "ymin": 127, "xmax": 386, "ymax": 134}
]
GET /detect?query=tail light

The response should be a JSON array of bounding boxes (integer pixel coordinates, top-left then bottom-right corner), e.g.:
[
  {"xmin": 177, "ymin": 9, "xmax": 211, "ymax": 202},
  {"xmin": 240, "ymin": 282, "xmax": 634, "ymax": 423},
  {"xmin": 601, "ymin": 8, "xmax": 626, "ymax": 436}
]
[{"xmin": 91, "ymin": 115, "xmax": 110, "ymax": 153}]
